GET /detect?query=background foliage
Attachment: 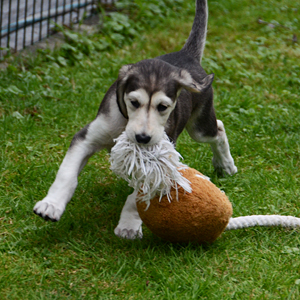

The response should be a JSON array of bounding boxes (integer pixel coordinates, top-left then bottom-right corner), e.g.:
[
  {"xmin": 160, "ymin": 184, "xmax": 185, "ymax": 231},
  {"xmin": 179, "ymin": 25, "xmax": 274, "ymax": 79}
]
[{"xmin": 0, "ymin": 0, "xmax": 300, "ymax": 298}]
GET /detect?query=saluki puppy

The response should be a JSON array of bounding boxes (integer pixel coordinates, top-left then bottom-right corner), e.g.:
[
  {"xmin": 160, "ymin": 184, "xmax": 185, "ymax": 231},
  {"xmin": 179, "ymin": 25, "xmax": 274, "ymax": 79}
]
[{"xmin": 34, "ymin": 0, "xmax": 237, "ymax": 239}]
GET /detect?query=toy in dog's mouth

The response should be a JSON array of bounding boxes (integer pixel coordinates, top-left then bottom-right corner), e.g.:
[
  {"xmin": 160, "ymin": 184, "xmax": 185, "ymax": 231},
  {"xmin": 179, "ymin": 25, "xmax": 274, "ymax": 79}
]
[{"xmin": 109, "ymin": 131, "xmax": 192, "ymax": 208}]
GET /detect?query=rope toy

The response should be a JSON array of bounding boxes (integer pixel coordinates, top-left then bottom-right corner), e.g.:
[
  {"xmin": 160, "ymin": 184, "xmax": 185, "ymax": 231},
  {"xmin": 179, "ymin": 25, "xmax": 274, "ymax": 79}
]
[
  {"xmin": 110, "ymin": 131, "xmax": 300, "ymax": 243},
  {"xmin": 110, "ymin": 131, "xmax": 191, "ymax": 209}
]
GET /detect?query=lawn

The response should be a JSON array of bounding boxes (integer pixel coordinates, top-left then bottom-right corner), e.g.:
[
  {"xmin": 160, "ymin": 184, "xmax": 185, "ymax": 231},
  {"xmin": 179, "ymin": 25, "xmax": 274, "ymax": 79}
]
[{"xmin": 0, "ymin": 0, "xmax": 300, "ymax": 298}]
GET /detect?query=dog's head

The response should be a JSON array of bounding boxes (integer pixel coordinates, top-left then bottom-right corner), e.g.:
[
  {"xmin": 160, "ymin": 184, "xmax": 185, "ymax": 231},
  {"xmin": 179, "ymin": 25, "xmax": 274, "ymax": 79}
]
[{"xmin": 117, "ymin": 59, "xmax": 214, "ymax": 145}]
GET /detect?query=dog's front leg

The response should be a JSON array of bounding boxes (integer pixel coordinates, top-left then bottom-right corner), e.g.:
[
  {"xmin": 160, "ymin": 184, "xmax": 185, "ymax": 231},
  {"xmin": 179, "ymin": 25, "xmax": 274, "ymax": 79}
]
[
  {"xmin": 33, "ymin": 141, "xmax": 93, "ymax": 221},
  {"xmin": 34, "ymin": 115, "xmax": 122, "ymax": 221},
  {"xmin": 114, "ymin": 190, "xmax": 143, "ymax": 239}
]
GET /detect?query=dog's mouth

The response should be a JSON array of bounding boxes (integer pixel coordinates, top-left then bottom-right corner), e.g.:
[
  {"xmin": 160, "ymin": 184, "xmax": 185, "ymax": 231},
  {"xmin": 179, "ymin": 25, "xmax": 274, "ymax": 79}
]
[{"xmin": 136, "ymin": 138, "xmax": 162, "ymax": 148}]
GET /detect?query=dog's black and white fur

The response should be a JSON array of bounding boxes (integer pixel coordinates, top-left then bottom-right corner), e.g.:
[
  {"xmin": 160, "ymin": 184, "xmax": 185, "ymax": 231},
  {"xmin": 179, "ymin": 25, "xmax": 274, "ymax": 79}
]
[{"xmin": 34, "ymin": 0, "xmax": 237, "ymax": 239}]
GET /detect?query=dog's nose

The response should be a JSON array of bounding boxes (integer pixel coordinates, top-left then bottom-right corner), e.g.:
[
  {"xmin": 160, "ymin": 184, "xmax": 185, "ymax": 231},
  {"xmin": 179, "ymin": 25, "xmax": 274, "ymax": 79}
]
[{"xmin": 135, "ymin": 133, "xmax": 151, "ymax": 144}]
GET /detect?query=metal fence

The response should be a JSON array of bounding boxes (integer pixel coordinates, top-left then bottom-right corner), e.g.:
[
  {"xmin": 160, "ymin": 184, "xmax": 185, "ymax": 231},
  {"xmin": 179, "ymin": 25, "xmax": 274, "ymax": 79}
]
[{"xmin": 0, "ymin": 0, "xmax": 114, "ymax": 58}]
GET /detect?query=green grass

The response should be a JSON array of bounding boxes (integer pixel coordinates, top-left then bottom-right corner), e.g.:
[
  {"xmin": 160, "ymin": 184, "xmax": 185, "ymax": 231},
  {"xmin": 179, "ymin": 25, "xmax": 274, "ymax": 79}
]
[{"xmin": 1, "ymin": 0, "xmax": 300, "ymax": 298}]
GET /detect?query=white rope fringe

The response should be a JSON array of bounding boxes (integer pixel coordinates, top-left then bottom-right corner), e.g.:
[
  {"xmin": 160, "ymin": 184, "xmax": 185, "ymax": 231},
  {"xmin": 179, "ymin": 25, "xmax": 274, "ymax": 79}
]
[
  {"xmin": 109, "ymin": 131, "xmax": 192, "ymax": 209},
  {"xmin": 226, "ymin": 215, "xmax": 300, "ymax": 231}
]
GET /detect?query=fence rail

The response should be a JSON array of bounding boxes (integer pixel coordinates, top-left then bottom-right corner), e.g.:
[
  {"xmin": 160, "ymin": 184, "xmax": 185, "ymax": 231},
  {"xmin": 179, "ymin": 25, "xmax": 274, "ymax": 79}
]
[{"xmin": 0, "ymin": 0, "xmax": 114, "ymax": 58}]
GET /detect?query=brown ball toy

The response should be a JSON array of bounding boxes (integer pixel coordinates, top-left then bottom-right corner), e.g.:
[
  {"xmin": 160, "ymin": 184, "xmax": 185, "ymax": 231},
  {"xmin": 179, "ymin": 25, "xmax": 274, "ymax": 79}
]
[{"xmin": 136, "ymin": 167, "xmax": 233, "ymax": 243}]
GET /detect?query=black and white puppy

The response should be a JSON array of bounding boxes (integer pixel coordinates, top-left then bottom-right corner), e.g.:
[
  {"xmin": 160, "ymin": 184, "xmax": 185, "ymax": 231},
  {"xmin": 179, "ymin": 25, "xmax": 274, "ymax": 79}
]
[{"xmin": 34, "ymin": 0, "xmax": 237, "ymax": 239}]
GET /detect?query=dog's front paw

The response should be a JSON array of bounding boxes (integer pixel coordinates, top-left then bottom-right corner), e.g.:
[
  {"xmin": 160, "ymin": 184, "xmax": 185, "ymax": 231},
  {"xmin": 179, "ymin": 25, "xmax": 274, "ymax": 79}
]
[
  {"xmin": 213, "ymin": 156, "xmax": 237, "ymax": 176},
  {"xmin": 114, "ymin": 224, "xmax": 143, "ymax": 240},
  {"xmin": 33, "ymin": 198, "xmax": 65, "ymax": 222}
]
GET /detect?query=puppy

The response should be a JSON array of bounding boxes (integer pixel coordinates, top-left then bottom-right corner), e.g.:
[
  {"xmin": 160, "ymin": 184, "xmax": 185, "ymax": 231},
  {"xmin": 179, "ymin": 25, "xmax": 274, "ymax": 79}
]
[{"xmin": 34, "ymin": 0, "xmax": 237, "ymax": 239}]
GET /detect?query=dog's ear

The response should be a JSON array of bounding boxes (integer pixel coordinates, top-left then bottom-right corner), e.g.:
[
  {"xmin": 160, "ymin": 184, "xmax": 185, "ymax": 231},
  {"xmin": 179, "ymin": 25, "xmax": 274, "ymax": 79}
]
[
  {"xmin": 175, "ymin": 70, "xmax": 214, "ymax": 93},
  {"xmin": 116, "ymin": 64, "xmax": 134, "ymax": 119}
]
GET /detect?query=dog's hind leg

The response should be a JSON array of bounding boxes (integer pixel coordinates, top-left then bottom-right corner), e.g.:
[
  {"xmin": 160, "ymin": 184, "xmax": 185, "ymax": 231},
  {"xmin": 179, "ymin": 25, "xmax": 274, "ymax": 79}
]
[
  {"xmin": 114, "ymin": 190, "xmax": 143, "ymax": 239},
  {"xmin": 33, "ymin": 113, "xmax": 126, "ymax": 222},
  {"xmin": 187, "ymin": 119, "xmax": 237, "ymax": 175}
]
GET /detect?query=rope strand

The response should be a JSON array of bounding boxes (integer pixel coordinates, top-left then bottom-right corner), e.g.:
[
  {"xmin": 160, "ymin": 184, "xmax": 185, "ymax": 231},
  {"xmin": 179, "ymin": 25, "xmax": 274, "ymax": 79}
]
[{"xmin": 226, "ymin": 215, "xmax": 300, "ymax": 231}]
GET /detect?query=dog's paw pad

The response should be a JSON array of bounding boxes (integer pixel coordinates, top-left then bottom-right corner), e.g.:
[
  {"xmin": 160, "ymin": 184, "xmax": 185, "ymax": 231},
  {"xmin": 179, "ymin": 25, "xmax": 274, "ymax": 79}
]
[{"xmin": 33, "ymin": 200, "xmax": 64, "ymax": 222}]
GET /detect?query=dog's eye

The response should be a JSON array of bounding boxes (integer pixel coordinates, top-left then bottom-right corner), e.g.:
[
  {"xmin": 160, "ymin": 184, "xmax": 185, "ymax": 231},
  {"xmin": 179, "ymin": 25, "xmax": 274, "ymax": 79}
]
[
  {"xmin": 157, "ymin": 104, "xmax": 168, "ymax": 112},
  {"xmin": 131, "ymin": 100, "xmax": 140, "ymax": 109}
]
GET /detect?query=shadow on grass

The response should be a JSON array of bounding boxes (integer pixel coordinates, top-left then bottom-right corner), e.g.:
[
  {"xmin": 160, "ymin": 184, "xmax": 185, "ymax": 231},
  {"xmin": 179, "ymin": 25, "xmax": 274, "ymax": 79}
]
[{"xmin": 23, "ymin": 177, "xmax": 227, "ymax": 258}]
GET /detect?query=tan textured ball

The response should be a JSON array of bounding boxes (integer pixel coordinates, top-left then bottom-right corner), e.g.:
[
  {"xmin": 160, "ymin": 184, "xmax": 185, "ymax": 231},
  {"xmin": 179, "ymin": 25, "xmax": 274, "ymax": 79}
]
[{"xmin": 137, "ymin": 167, "xmax": 233, "ymax": 243}]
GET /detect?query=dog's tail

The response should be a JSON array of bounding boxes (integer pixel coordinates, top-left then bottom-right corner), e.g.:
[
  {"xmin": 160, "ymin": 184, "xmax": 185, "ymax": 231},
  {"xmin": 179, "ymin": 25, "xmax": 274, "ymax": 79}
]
[{"xmin": 182, "ymin": 0, "xmax": 208, "ymax": 63}]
